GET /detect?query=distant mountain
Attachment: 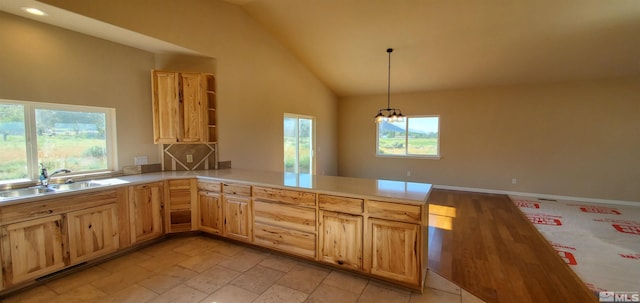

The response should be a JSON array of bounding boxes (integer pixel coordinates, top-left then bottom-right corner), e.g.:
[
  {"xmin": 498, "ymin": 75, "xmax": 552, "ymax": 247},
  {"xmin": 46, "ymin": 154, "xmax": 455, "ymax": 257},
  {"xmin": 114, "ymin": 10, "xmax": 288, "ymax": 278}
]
[
  {"xmin": 408, "ymin": 128, "xmax": 426, "ymax": 135},
  {"xmin": 379, "ymin": 121, "xmax": 405, "ymax": 132}
]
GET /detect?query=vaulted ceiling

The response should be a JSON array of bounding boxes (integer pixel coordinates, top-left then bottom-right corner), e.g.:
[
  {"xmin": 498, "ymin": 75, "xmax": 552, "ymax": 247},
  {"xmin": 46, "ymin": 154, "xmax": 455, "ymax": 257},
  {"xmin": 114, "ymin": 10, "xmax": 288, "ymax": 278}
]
[
  {"xmin": 231, "ymin": 0, "xmax": 640, "ymax": 96},
  {"xmin": 3, "ymin": 0, "xmax": 639, "ymax": 97}
]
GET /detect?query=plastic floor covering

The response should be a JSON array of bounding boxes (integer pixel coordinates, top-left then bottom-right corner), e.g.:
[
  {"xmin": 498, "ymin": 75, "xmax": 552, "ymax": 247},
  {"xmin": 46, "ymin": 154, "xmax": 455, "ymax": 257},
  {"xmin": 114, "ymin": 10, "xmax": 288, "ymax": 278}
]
[{"xmin": 511, "ymin": 196, "xmax": 640, "ymax": 294}]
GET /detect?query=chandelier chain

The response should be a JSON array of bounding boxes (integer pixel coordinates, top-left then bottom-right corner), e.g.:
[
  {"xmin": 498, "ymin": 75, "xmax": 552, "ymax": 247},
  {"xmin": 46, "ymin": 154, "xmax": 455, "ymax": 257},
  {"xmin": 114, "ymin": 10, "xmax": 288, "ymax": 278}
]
[{"xmin": 374, "ymin": 48, "xmax": 404, "ymax": 123}]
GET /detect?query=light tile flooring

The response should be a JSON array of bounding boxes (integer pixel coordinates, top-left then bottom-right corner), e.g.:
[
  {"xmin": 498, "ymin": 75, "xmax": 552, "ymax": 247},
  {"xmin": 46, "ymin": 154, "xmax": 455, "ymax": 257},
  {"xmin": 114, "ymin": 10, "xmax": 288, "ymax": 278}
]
[{"xmin": 1, "ymin": 236, "xmax": 486, "ymax": 303}]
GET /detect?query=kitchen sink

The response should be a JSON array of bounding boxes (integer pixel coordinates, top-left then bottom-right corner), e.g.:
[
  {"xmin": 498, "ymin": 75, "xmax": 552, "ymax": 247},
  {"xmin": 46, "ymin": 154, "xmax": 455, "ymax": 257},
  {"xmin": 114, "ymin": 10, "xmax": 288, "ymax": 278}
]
[
  {"xmin": 49, "ymin": 181, "xmax": 107, "ymax": 191},
  {"xmin": 0, "ymin": 180, "xmax": 114, "ymax": 201},
  {"xmin": 0, "ymin": 186, "xmax": 57, "ymax": 199}
]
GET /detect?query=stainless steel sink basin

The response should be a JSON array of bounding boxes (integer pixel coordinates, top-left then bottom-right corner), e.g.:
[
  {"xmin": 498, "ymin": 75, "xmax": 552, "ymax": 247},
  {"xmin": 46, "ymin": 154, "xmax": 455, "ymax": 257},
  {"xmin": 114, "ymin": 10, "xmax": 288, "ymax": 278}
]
[
  {"xmin": 0, "ymin": 186, "xmax": 57, "ymax": 198},
  {"xmin": 49, "ymin": 181, "xmax": 107, "ymax": 191},
  {"xmin": 0, "ymin": 180, "xmax": 114, "ymax": 201}
]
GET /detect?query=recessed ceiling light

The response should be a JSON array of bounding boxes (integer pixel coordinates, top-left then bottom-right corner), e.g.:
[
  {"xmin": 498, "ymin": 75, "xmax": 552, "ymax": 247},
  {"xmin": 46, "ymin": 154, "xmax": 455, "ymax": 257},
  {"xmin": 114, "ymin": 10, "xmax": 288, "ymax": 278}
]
[{"xmin": 22, "ymin": 7, "xmax": 48, "ymax": 16}]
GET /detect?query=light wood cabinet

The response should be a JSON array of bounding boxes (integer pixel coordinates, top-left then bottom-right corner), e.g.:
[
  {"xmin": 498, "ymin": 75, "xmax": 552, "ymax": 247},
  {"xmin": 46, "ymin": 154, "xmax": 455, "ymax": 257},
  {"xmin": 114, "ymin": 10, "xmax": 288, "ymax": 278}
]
[
  {"xmin": 253, "ymin": 186, "xmax": 317, "ymax": 259},
  {"xmin": 0, "ymin": 189, "xmax": 122, "ymax": 289},
  {"xmin": 0, "ymin": 215, "xmax": 67, "ymax": 286},
  {"xmin": 253, "ymin": 200, "xmax": 316, "ymax": 258},
  {"xmin": 222, "ymin": 183, "xmax": 252, "ymax": 242},
  {"xmin": 367, "ymin": 200, "xmax": 421, "ymax": 223},
  {"xmin": 318, "ymin": 210, "xmax": 362, "ymax": 270},
  {"xmin": 318, "ymin": 194, "xmax": 363, "ymax": 214},
  {"xmin": 0, "ymin": 185, "xmax": 164, "ymax": 292},
  {"xmin": 199, "ymin": 191, "xmax": 223, "ymax": 234},
  {"xmin": 223, "ymin": 196, "xmax": 252, "ymax": 242},
  {"xmin": 128, "ymin": 182, "xmax": 164, "ymax": 244},
  {"xmin": 364, "ymin": 218, "xmax": 420, "ymax": 285},
  {"xmin": 151, "ymin": 70, "xmax": 179, "ymax": 143},
  {"xmin": 151, "ymin": 70, "xmax": 217, "ymax": 144},
  {"xmin": 364, "ymin": 200, "xmax": 426, "ymax": 287},
  {"xmin": 67, "ymin": 204, "xmax": 119, "ymax": 264},
  {"xmin": 318, "ymin": 194, "xmax": 363, "ymax": 269},
  {"xmin": 165, "ymin": 179, "xmax": 197, "ymax": 233},
  {"xmin": 0, "ymin": 175, "xmax": 431, "ymax": 295},
  {"xmin": 252, "ymin": 186, "xmax": 316, "ymax": 207},
  {"xmin": 198, "ymin": 180, "xmax": 223, "ymax": 235}
]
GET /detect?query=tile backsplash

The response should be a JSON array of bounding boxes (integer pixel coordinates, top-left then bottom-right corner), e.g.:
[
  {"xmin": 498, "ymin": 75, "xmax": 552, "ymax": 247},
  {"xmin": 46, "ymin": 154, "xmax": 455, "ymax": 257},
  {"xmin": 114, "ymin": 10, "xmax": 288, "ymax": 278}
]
[{"xmin": 162, "ymin": 143, "xmax": 218, "ymax": 171}]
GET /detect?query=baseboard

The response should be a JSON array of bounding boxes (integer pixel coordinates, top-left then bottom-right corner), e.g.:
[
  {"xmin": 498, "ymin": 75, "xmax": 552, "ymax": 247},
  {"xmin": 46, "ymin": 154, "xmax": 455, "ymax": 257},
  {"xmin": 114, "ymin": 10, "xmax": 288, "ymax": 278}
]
[{"xmin": 432, "ymin": 184, "xmax": 639, "ymax": 207}]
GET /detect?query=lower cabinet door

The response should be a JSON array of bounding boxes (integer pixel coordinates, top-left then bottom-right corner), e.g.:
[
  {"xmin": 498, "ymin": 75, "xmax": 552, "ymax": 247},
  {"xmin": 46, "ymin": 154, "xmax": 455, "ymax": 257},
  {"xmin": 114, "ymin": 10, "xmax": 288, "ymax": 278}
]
[
  {"xmin": 129, "ymin": 182, "xmax": 164, "ymax": 244},
  {"xmin": 67, "ymin": 204, "xmax": 119, "ymax": 264},
  {"xmin": 1, "ymin": 215, "xmax": 67, "ymax": 285},
  {"xmin": 319, "ymin": 210, "xmax": 362, "ymax": 270},
  {"xmin": 199, "ymin": 191, "xmax": 223, "ymax": 234},
  {"xmin": 365, "ymin": 218, "xmax": 420, "ymax": 285},
  {"xmin": 223, "ymin": 195, "xmax": 252, "ymax": 242}
]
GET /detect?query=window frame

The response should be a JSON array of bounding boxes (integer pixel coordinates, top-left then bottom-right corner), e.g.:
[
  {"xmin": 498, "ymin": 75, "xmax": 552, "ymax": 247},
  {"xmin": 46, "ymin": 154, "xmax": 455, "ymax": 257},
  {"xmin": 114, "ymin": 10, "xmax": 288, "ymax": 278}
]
[
  {"xmin": 376, "ymin": 115, "xmax": 440, "ymax": 159},
  {"xmin": 283, "ymin": 113, "xmax": 316, "ymax": 175},
  {"xmin": 0, "ymin": 99, "xmax": 117, "ymax": 185}
]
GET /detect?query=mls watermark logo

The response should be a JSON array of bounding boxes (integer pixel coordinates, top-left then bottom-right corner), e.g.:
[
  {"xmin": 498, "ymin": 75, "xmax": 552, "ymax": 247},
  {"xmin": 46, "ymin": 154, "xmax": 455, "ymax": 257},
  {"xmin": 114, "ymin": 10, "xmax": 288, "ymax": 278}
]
[{"xmin": 599, "ymin": 291, "xmax": 640, "ymax": 302}]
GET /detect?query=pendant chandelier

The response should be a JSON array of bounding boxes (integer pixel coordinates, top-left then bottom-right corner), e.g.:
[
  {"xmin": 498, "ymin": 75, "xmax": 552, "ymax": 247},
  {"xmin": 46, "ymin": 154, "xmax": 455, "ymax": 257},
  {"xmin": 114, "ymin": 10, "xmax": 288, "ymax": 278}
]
[{"xmin": 374, "ymin": 48, "xmax": 404, "ymax": 123}]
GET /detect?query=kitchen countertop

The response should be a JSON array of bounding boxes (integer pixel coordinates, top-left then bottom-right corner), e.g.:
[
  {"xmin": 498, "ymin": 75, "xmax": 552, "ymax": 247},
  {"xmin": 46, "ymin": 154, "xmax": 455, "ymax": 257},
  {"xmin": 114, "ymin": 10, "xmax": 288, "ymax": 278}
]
[{"xmin": 0, "ymin": 169, "xmax": 432, "ymax": 206}]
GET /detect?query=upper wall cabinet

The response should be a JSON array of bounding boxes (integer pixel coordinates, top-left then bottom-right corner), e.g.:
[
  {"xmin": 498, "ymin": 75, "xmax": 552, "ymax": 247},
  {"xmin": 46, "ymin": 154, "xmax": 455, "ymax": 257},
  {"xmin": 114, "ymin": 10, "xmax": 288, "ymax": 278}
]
[{"xmin": 151, "ymin": 70, "xmax": 217, "ymax": 144}]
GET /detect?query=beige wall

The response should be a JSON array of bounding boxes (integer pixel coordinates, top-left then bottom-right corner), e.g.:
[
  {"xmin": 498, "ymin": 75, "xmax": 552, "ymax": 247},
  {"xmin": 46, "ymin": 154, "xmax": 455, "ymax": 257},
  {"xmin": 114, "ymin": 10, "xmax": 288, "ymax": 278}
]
[
  {"xmin": 0, "ymin": 12, "xmax": 157, "ymax": 170},
  {"xmin": 6, "ymin": 1, "xmax": 634, "ymax": 202},
  {"xmin": 338, "ymin": 78, "xmax": 640, "ymax": 202},
  {"xmin": 1, "ymin": 0, "xmax": 338, "ymax": 175},
  {"xmin": 39, "ymin": 0, "xmax": 339, "ymax": 175}
]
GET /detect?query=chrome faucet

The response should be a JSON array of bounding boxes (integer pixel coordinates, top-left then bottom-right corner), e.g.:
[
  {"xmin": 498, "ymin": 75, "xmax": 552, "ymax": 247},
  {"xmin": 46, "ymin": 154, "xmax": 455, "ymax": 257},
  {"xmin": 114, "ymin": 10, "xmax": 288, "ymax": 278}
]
[{"xmin": 41, "ymin": 166, "xmax": 72, "ymax": 187}]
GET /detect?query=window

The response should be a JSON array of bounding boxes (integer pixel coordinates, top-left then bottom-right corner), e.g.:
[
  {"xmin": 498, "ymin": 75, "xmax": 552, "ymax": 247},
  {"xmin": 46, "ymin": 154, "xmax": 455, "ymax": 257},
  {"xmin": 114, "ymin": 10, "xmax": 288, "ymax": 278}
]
[
  {"xmin": 284, "ymin": 114, "xmax": 315, "ymax": 174},
  {"xmin": 376, "ymin": 116, "xmax": 439, "ymax": 158},
  {"xmin": 0, "ymin": 99, "xmax": 116, "ymax": 184}
]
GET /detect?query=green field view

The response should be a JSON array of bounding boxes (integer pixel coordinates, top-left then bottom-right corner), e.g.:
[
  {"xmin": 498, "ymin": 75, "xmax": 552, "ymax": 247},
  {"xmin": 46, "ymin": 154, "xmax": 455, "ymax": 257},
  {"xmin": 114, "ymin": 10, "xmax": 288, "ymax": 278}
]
[
  {"xmin": 0, "ymin": 135, "xmax": 107, "ymax": 181},
  {"xmin": 284, "ymin": 137, "xmax": 311, "ymax": 173},
  {"xmin": 378, "ymin": 137, "xmax": 438, "ymax": 156}
]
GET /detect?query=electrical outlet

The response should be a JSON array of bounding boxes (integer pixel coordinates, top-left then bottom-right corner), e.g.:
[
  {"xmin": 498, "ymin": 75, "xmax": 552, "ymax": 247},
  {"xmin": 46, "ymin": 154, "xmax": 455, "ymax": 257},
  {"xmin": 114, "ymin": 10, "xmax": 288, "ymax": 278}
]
[
  {"xmin": 407, "ymin": 171, "xmax": 411, "ymax": 177},
  {"xmin": 186, "ymin": 154, "xmax": 193, "ymax": 163},
  {"xmin": 512, "ymin": 178, "xmax": 517, "ymax": 185},
  {"xmin": 134, "ymin": 156, "xmax": 148, "ymax": 165}
]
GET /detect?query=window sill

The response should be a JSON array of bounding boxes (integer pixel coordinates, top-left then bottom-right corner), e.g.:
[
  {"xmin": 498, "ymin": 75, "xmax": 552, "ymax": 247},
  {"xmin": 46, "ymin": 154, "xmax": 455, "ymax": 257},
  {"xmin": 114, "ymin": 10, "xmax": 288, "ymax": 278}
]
[{"xmin": 376, "ymin": 154, "xmax": 441, "ymax": 160}]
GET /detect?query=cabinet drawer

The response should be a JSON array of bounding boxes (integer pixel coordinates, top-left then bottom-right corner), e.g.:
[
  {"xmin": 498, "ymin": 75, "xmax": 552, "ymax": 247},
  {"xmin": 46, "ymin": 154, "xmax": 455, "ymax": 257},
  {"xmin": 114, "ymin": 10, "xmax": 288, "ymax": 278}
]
[
  {"xmin": 318, "ymin": 194, "xmax": 363, "ymax": 214},
  {"xmin": 0, "ymin": 189, "xmax": 117, "ymax": 225},
  {"xmin": 168, "ymin": 179, "xmax": 191, "ymax": 190},
  {"xmin": 198, "ymin": 180, "xmax": 222, "ymax": 192},
  {"xmin": 169, "ymin": 189, "xmax": 192, "ymax": 210},
  {"xmin": 223, "ymin": 183, "xmax": 251, "ymax": 196},
  {"xmin": 254, "ymin": 222, "xmax": 316, "ymax": 259},
  {"xmin": 253, "ymin": 186, "xmax": 316, "ymax": 207},
  {"xmin": 254, "ymin": 201, "xmax": 316, "ymax": 233},
  {"xmin": 367, "ymin": 200, "xmax": 422, "ymax": 223}
]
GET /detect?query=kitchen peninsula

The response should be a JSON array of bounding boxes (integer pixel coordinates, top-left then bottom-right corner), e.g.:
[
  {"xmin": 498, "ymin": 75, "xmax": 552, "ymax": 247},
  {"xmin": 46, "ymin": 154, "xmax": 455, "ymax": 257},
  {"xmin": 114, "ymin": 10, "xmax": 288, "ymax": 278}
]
[{"xmin": 0, "ymin": 169, "xmax": 431, "ymax": 295}]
